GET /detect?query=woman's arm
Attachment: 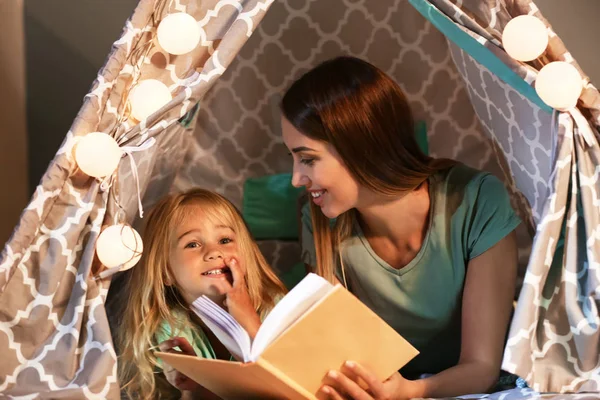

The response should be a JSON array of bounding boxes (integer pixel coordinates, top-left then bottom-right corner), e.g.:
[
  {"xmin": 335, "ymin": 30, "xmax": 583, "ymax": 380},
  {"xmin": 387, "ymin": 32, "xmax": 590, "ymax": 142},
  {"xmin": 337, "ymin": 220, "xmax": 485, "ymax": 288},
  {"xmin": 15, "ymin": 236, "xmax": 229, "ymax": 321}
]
[
  {"xmin": 410, "ymin": 230, "xmax": 519, "ymax": 397},
  {"xmin": 320, "ymin": 231, "xmax": 518, "ymax": 399}
]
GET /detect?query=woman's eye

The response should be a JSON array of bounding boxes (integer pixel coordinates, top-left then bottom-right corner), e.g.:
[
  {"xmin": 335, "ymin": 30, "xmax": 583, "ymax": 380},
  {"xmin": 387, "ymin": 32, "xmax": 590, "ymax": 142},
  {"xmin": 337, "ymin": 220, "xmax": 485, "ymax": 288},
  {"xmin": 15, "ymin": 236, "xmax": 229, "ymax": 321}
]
[
  {"xmin": 185, "ymin": 241, "xmax": 200, "ymax": 249},
  {"xmin": 300, "ymin": 158, "xmax": 315, "ymax": 166},
  {"xmin": 220, "ymin": 237, "xmax": 233, "ymax": 245}
]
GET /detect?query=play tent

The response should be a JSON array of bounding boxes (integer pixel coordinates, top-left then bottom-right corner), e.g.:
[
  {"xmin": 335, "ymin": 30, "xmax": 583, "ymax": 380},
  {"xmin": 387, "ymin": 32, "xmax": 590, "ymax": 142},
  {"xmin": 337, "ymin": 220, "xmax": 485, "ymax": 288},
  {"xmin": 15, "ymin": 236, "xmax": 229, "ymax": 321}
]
[{"xmin": 1, "ymin": 0, "xmax": 599, "ymax": 398}]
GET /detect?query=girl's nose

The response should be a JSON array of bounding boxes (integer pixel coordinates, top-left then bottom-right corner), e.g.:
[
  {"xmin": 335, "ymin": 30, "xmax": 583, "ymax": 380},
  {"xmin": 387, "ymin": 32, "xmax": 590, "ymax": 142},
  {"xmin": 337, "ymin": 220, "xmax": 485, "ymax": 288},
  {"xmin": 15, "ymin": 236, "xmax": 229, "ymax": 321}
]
[{"xmin": 204, "ymin": 247, "xmax": 223, "ymax": 261}]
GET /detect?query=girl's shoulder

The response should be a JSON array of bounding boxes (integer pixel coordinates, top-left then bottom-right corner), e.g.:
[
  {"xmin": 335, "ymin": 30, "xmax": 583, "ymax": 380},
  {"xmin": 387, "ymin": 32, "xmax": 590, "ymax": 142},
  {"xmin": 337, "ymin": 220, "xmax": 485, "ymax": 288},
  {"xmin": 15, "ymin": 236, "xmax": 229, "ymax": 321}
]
[
  {"xmin": 156, "ymin": 312, "xmax": 192, "ymax": 345},
  {"xmin": 155, "ymin": 312, "xmax": 217, "ymax": 360}
]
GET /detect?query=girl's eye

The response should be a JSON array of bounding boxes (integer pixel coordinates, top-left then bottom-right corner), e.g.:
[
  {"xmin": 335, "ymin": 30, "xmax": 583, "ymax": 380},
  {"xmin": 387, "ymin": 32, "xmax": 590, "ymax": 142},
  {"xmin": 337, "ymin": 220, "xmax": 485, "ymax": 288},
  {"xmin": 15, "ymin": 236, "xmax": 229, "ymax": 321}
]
[
  {"xmin": 300, "ymin": 158, "xmax": 315, "ymax": 166},
  {"xmin": 219, "ymin": 237, "xmax": 233, "ymax": 245},
  {"xmin": 185, "ymin": 241, "xmax": 200, "ymax": 249}
]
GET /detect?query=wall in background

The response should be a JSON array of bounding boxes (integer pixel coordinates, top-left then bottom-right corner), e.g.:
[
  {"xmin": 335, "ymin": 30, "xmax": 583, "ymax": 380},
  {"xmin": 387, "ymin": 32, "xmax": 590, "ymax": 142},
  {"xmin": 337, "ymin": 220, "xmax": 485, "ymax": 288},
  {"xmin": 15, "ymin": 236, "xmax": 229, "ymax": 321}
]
[
  {"xmin": 25, "ymin": 0, "xmax": 138, "ymax": 192},
  {"xmin": 0, "ymin": 0, "xmax": 28, "ymax": 245},
  {"xmin": 536, "ymin": 0, "xmax": 600, "ymax": 85}
]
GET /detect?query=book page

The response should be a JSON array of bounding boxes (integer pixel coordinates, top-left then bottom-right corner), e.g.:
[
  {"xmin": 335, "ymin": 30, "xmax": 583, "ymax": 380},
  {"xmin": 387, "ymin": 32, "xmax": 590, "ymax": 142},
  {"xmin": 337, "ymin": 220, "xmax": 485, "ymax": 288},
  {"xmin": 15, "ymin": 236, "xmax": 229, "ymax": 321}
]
[
  {"xmin": 191, "ymin": 273, "xmax": 334, "ymax": 362},
  {"xmin": 192, "ymin": 296, "xmax": 251, "ymax": 361},
  {"xmin": 250, "ymin": 273, "xmax": 333, "ymax": 361}
]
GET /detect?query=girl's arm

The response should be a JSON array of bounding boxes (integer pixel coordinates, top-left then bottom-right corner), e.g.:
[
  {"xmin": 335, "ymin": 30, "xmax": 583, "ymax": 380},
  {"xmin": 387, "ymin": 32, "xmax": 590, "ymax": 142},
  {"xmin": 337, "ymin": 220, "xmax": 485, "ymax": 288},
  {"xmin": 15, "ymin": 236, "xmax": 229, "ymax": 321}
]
[
  {"xmin": 160, "ymin": 337, "xmax": 224, "ymax": 399},
  {"xmin": 320, "ymin": 231, "xmax": 518, "ymax": 399}
]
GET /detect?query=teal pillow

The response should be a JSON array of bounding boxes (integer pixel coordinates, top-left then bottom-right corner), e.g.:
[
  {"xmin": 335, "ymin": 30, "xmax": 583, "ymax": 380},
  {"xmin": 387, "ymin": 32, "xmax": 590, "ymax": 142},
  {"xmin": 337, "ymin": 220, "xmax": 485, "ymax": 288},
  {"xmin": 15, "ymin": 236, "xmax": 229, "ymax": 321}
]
[
  {"xmin": 242, "ymin": 122, "xmax": 429, "ymax": 241},
  {"xmin": 242, "ymin": 173, "xmax": 303, "ymax": 240},
  {"xmin": 415, "ymin": 120, "xmax": 429, "ymax": 155},
  {"xmin": 281, "ymin": 262, "xmax": 308, "ymax": 290}
]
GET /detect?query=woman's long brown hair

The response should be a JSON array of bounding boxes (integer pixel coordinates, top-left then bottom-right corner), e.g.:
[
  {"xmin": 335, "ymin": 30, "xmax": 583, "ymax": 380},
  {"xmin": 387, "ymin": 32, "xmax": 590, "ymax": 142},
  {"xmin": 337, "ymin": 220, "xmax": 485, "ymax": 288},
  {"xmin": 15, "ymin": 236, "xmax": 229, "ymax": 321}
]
[{"xmin": 281, "ymin": 56, "xmax": 455, "ymax": 282}]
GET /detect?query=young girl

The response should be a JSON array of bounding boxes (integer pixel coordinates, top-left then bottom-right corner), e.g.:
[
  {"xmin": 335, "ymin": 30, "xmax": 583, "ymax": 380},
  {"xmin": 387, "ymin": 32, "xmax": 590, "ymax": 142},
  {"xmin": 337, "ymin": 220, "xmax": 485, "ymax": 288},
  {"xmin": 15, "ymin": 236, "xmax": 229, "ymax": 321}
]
[
  {"xmin": 281, "ymin": 56, "xmax": 520, "ymax": 399},
  {"xmin": 118, "ymin": 189, "xmax": 286, "ymax": 399}
]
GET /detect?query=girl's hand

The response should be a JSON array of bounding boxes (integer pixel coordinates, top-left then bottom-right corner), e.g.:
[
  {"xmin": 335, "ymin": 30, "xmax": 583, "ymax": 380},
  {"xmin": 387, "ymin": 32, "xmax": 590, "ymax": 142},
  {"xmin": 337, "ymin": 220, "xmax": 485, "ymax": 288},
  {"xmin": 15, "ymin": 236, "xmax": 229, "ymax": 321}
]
[
  {"xmin": 158, "ymin": 337, "xmax": 201, "ymax": 392},
  {"xmin": 224, "ymin": 257, "xmax": 261, "ymax": 339},
  {"xmin": 318, "ymin": 361, "xmax": 418, "ymax": 400}
]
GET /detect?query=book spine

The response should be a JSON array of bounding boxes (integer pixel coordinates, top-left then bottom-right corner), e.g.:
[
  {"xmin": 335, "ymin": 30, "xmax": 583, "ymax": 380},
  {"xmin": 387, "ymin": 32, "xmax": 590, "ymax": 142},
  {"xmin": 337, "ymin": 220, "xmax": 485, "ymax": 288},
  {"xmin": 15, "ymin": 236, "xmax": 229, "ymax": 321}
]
[{"xmin": 255, "ymin": 357, "xmax": 317, "ymax": 400}]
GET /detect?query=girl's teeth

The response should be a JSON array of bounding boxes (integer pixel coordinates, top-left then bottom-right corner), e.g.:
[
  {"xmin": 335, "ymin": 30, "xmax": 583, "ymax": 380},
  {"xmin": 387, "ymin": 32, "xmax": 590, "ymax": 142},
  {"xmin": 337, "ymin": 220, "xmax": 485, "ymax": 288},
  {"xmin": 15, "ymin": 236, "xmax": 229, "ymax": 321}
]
[
  {"xmin": 203, "ymin": 268, "xmax": 226, "ymax": 275},
  {"xmin": 311, "ymin": 191, "xmax": 323, "ymax": 198}
]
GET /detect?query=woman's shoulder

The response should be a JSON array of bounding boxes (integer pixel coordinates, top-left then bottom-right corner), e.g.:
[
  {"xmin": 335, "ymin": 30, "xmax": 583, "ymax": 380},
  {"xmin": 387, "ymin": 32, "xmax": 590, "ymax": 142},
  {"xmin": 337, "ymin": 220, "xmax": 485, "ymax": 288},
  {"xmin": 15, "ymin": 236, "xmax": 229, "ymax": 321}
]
[
  {"xmin": 435, "ymin": 163, "xmax": 508, "ymax": 199},
  {"xmin": 437, "ymin": 162, "xmax": 493, "ymax": 188},
  {"xmin": 433, "ymin": 162, "xmax": 515, "ymax": 217}
]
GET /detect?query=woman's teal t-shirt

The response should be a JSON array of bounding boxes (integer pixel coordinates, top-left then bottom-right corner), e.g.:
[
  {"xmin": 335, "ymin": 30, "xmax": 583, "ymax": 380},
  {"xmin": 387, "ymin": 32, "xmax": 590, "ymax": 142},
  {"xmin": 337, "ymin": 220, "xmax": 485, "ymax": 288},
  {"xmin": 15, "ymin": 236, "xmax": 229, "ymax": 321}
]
[{"xmin": 301, "ymin": 164, "xmax": 521, "ymax": 377}]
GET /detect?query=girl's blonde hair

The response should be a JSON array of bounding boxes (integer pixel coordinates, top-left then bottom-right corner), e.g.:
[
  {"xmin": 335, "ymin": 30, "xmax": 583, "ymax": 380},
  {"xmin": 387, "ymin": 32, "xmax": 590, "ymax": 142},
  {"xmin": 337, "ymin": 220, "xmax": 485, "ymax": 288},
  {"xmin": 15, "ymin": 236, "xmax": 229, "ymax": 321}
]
[
  {"xmin": 281, "ymin": 56, "xmax": 456, "ymax": 283},
  {"xmin": 118, "ymin": 188, "xmax": 286, "ymax": 399}
]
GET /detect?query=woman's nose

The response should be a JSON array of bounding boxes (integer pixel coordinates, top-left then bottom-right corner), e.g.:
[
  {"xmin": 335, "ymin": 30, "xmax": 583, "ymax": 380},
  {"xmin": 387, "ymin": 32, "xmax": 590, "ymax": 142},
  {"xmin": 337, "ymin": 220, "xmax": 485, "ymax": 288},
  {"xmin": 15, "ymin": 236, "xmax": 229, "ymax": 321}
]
[{"xmin": 291, "ymin": 170, "xmax": 308, "ymax": 188}]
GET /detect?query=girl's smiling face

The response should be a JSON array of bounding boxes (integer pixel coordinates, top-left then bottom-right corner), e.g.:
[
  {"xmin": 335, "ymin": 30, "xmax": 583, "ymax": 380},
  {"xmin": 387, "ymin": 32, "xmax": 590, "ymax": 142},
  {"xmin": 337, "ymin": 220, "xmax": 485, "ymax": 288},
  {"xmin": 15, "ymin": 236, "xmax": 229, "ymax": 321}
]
[{"xmin": 168, "ymin": 205, "xmax": 242, "ymax": 306}]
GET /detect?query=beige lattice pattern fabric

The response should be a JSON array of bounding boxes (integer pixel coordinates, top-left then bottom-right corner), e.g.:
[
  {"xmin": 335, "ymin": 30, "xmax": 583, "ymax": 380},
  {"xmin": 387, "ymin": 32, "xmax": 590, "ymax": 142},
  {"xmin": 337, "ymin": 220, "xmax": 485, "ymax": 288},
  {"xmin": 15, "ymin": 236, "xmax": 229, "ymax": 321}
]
[
  {"xmin": 448, "ymin": 35, "xmax": 600, "ymax": 394},
  {"xmin": 0, "ymin": 0, "xmax": 273, "ymax": 397},
  {"xmin": 431, "ymin": 0, "xmax": 600, "ymax": 392},
  {"xmin": 173, "ymin": 0, "xmax": 539, "ymax": 274},
  {"xmin": 176, "ymin": 0, "xmax": 508, "ymax": 200},
  {"xmin": 431, "ymin": 0, "xmax": 600, "ymax": 129},
  {"xmin": 447, "ymin": 40, "xmax": 550, "ymax": 226},
  {"xmin": 502, "ymin": 108, "xmax": 600, "ymax": 393}
]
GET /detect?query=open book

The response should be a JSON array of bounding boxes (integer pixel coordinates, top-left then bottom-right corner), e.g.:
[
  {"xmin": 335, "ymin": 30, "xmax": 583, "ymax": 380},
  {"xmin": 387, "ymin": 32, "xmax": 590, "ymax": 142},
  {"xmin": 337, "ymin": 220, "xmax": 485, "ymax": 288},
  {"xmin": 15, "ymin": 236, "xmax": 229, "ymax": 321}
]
[
  {"xmin": 156, "ymin": 273, "xmax": 419, "ymax": 400},
  {"xmin": 191, "ymin": 273, "xmax": 335, "ymax": 362}
]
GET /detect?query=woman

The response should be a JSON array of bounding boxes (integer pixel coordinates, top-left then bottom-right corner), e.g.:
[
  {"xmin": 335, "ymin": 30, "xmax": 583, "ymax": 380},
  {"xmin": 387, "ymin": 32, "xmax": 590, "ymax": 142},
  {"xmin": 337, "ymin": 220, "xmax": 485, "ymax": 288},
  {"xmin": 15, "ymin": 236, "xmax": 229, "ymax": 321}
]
[{"xmin": 281, "ymin": 56, "xmax": 520, "ymax": 399}]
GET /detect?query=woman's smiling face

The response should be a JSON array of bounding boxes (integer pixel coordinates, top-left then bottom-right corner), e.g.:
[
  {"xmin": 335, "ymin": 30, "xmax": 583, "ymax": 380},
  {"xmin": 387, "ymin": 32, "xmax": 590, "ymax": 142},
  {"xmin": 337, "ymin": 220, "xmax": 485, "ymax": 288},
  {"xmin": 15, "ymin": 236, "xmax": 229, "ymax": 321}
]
[{"xmin": 282, "ymin": 117, "xmax": 362, "ymax": 219}]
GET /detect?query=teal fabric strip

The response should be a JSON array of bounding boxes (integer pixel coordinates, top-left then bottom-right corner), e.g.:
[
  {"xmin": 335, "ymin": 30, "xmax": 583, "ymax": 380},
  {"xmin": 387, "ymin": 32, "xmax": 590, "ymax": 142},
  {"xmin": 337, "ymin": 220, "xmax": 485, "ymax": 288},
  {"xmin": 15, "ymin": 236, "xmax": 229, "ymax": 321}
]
[
  {"xmin": 178, "ymin": 102, "xmax": 201, "ymax": 128},
  {"xmin": 408, "ymin": 0, "xmax": 553, "ymax": 114}
]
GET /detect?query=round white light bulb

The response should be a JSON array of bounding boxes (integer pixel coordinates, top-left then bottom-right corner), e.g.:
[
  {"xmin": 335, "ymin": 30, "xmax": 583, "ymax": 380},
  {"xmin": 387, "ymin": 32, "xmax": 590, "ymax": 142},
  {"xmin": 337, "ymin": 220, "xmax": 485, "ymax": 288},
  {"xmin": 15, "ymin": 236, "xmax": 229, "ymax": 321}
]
[
  {"xmin": 157, "ymin": 13, "xmax": 201, "ymax": 55},
  {"xmin": 129, "ymin": 79, "xmax": 172, "ymax": 121},
  {"xmin": 75, "ymin": 132, "xmax": 121, "ymax": 178},
  {"xmin": 535, "ymin": 61, "xmax": 583, "ymax": 110},
  {"xmin": 96, "ymin": 224, "xmax": 143, "ymax": 270},
  {"xmin": 502, "ymin": 15, "xmax": 549, "ymax": 62}
]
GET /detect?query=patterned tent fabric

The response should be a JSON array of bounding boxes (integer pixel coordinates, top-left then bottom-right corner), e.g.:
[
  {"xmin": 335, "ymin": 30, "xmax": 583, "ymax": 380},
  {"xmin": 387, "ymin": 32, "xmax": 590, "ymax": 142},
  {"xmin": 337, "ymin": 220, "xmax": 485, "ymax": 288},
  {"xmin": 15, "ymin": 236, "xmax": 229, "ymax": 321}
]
[
  {"xmin": 502, "ymin": 108, "xmax": 600, "ymax": 393},
  {"xmin": 431, "ymin": 0, "xmax": 600, "ymax": 129},
  {"xmin": 425, "ymin": 0, "xmax": 600, "ymax": 392},
  {"xmin": 447, "ymin": 39, "xmax": 552, "ymax": 227},
  {"xmin": 1, "ymin": 0, "xmax": 599, "ymax": 398},
  {"xmin": 173, "ymin": 0, "xmax": 535, "ymax": 279},
  {"xmin": 0, "ymin": 0, "xmax": 274, "ymax": 397}
]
